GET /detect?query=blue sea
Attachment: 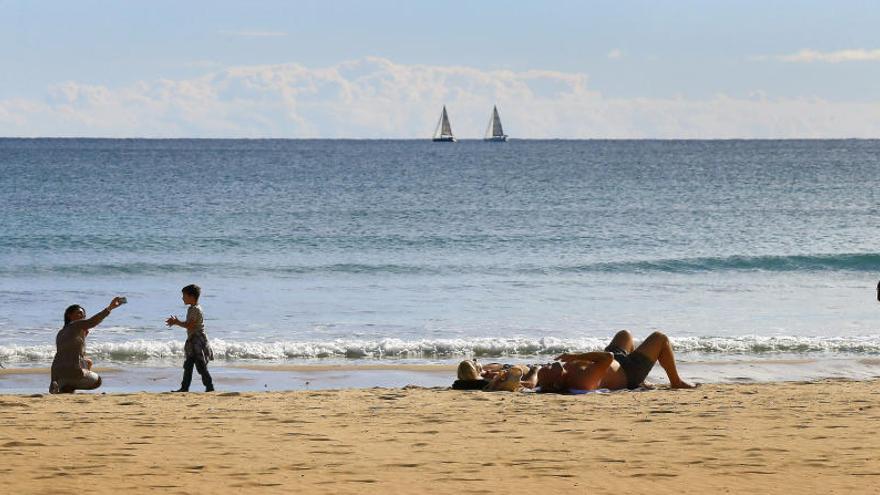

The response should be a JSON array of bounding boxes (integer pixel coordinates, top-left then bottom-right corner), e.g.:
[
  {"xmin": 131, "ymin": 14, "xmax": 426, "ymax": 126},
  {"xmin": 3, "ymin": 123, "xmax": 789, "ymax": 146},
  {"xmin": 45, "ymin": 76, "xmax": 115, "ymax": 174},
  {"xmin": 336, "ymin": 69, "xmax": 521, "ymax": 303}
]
[{"xmin": 2, "ymin": 138, "xmax": 880, "ymax": 390}]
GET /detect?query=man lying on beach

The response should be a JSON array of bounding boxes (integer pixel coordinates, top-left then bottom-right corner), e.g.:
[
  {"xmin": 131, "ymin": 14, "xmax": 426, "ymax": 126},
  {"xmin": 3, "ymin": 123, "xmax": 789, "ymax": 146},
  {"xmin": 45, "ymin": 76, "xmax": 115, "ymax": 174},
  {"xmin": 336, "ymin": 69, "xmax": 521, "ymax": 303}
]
[{"xmin": 538, "ymin": 331, "xmax": 696, "ymax": 393}]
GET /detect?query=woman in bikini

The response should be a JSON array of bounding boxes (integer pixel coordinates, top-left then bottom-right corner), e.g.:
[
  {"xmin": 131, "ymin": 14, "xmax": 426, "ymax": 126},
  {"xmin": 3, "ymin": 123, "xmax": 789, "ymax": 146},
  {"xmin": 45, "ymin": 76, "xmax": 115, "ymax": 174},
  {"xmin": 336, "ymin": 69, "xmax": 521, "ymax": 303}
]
[{"xmin": 454, "ymin": 360, "xmax": 540, "ymax": 391}]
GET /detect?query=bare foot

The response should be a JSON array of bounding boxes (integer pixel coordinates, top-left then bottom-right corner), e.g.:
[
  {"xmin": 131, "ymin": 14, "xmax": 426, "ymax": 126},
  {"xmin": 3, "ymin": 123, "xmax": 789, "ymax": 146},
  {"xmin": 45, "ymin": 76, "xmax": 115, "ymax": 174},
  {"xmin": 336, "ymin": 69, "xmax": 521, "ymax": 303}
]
[
  {"xmin": 640, "ymin": 381, "xmax": 656, "ymax": 390},
  {"xmin": 671, "ymin": 380, "xmax": 698, "ymax": 389}
]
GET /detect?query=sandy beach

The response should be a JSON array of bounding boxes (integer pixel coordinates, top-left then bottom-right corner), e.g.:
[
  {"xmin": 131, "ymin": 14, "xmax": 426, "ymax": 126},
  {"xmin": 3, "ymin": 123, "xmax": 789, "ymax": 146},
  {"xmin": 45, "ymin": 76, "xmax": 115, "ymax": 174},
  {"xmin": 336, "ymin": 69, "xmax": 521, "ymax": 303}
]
[{"xmin": 2, "ymin": 379, "xmax": 878, "ymax": 494}]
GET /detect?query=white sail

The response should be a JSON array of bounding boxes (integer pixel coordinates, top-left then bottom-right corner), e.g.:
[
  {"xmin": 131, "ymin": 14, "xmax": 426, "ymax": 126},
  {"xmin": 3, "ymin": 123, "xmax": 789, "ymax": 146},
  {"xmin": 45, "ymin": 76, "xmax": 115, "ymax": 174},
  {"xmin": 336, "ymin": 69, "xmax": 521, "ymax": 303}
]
[
  {"xmin": 433, "ymin": 105, "xmax": 455, "ymax": 141},
  {"xmin": 433, "ymin": 113, "xmax": 443, "ymax": 138},
  {"xmin": 484, "ymin": 105, "xmax": 508, "ymax": 141}
]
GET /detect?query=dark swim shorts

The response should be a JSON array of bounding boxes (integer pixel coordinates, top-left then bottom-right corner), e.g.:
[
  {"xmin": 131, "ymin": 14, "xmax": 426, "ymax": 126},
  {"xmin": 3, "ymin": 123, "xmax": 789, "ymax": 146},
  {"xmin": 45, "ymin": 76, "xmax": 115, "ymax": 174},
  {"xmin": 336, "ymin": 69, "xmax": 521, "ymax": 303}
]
[{"xmin": 604, "ymin": 345, "xmax": 654, "ymax": 389}]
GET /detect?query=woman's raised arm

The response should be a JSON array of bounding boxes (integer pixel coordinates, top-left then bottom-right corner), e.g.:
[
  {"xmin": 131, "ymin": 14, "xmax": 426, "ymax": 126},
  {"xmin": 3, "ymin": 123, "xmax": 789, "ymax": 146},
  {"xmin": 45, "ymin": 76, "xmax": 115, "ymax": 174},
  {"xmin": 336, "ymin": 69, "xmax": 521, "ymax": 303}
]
[{"xmin": 68, "ymin": 297, "xmax": 125, "ymax": 333}]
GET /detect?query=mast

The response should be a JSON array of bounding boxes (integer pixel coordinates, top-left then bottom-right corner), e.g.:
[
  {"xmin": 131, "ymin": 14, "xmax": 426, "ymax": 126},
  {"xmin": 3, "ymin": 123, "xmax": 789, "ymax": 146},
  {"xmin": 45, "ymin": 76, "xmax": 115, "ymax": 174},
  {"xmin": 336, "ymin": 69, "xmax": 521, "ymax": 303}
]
[{"xmin": 485, "ymin": 107, "xmax": 494, "ymax": 139}]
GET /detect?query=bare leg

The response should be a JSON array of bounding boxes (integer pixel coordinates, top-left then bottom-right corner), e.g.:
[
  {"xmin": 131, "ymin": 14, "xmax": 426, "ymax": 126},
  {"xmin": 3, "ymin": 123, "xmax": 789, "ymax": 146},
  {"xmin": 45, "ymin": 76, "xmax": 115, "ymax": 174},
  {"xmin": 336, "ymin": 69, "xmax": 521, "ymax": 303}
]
[
  {"xmin": 633, "ymin": 332, "xmax": 695, "ymax": 389},
  {"xmin": 480, "ymin": 363, "xmax": 504, "ymax": 379},
  {"xmin": 521, "ymin": 365, "xmax": 539, "ymax": 389},
  {"xmin": 607, "ymin": 330, "xmax": 634, "ymax": 353},
  {"xmin": 81, "ymin": 375, "xmax": 102, "ymax": 390}
]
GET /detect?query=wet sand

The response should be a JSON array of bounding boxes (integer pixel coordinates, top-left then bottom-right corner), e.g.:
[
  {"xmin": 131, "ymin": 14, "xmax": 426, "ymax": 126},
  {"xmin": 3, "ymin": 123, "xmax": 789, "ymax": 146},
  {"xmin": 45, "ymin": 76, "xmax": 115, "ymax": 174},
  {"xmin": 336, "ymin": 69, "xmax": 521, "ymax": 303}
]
[
  {"xmin": 1, "ymin": 379, "xmax": 879, "ymax": 494},
  {"xmin": 0, "ymin": 365, "xmax": 455, "ymax": 394},
  {"xmin": 3, "ymin": 356, "xmax": 880, "ymax": 394}
]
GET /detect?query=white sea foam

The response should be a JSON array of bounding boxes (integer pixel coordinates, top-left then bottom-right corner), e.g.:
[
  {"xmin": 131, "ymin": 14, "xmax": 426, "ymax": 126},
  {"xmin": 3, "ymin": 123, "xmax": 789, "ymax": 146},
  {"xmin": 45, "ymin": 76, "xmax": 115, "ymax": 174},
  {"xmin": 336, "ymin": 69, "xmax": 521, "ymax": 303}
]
[{"xmin": 2, "ymin": 335, "xmax": 880, "ymax": 364}]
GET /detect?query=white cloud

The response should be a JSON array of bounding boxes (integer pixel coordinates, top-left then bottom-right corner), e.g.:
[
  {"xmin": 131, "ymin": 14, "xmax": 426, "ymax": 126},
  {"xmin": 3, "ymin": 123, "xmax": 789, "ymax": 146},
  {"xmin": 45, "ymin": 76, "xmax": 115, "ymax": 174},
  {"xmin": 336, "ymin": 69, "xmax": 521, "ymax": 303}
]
[
  {"xmin": 1, "ymin": 57, "xmax": 880, "ymax": 138},
  {"xmin": 607, "ymin": 49, "xmax": 623, "ymax": 60},
  {"xmin": 755, "ymin": 48, "xmax": 880, "ymax": 63},
  {"xmin": 220, "ymin": 30, "xmax": 288, "ymax": 38}
]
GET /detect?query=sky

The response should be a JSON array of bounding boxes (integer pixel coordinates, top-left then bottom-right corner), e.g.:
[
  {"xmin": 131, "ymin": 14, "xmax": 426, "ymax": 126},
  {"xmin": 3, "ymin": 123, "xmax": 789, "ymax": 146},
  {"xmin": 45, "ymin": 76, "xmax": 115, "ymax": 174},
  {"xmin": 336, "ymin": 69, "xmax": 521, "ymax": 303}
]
[{"xmin": 2, "ymin": 0, "xmax": 880, "ymax": 138}]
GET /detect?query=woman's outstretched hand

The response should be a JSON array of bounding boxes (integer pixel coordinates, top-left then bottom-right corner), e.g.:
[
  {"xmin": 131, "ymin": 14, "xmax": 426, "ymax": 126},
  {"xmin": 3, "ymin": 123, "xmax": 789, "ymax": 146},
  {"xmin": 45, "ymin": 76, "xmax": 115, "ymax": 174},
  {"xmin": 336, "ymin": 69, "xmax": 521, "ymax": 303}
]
[{"xmin": 107, "ymin": 297, "xmax": 126, "ymax": 311}]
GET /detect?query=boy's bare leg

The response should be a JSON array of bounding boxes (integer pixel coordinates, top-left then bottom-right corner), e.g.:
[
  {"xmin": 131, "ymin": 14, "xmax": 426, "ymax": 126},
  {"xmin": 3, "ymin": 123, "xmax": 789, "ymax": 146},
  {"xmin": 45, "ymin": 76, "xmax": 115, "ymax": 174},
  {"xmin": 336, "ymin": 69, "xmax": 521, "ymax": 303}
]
[
  {"xmin": 607, "ymin": 330, "xmax": 634, "ymax": 353},
  {"xmin": 633, "ymin": 332, "xmax": 695, "ymax": 389}
]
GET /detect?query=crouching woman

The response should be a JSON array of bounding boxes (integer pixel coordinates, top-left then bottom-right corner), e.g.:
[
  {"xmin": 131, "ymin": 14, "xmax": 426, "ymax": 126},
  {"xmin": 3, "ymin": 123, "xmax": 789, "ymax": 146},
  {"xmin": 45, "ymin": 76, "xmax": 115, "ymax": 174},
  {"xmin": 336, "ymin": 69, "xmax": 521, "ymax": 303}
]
[{"xmin": 50, "ymin": 297, "xmax": 125, "ymax": 394}]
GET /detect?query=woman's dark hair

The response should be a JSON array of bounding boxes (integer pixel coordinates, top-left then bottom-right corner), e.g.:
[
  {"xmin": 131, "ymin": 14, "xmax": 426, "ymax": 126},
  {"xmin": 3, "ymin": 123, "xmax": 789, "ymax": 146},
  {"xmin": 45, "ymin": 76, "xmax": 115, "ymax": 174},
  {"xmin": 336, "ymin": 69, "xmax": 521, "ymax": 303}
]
[
  {"xmin": 182, "ymin": 284, "xmax": 201, "ymax": 300},
  {"xmin": 64, "ymin": 305, "xmax": 85, "ymax": 325}
]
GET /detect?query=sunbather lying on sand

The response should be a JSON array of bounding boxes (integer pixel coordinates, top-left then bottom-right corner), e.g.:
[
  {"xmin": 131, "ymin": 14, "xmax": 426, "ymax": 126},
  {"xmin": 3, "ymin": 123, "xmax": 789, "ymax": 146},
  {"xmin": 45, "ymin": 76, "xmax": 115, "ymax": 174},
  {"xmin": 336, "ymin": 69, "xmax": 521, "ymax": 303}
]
[
  {"xmin": 454, "ymin": 360, "xmax": 539, "ymax": 391},
  {"xmin": 538, "ymin": 331, "xmax": 696, "ymax": 392},
  {"xmin": 484, "ymin": 364, "xmax": 540, "ymax": 392}
]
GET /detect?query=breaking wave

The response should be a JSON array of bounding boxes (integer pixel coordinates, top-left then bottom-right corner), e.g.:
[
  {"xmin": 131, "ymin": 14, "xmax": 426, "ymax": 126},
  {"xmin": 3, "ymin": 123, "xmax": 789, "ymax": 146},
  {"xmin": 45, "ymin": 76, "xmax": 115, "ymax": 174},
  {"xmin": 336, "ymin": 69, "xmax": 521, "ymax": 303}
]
[{"xmin": 2, "ymin": 335, "xmax": 880, "ymax": 364}]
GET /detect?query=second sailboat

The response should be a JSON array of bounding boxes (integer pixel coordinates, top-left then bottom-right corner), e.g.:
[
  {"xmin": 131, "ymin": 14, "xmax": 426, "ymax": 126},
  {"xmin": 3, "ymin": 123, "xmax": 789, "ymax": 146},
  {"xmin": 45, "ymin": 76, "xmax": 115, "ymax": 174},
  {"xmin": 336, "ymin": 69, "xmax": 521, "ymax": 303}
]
[
  {"xmin": 432, "ymin": 105, "xmax": 456, "ymax": 142},
  {"xmin": 484, "ymin": 105, "xmax": 508, "ymax": 142}
]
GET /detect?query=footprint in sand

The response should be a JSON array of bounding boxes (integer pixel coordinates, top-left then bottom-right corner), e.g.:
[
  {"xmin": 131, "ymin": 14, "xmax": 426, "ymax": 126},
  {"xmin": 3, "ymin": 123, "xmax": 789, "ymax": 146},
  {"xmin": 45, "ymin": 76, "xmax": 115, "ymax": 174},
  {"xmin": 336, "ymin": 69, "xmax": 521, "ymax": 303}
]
[
  {"xmin": 3, "ymin": 441, "xmax": 47, "ymax": 447},
  {"xmin": 630, "ymin": 472, "xmax": 680, "ymax": 478}
]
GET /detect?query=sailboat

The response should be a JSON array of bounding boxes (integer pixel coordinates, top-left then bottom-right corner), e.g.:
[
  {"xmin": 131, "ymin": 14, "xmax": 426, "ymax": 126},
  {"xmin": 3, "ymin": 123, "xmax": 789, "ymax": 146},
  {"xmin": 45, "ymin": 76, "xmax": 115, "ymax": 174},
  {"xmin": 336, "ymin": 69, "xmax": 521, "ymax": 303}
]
[
  {"xmin": 432, "ymin": 105, "xmax": 456, "ymax": 142},
  {"xmin": 484, "ymin": 105, "xmax": 508, "ymax": 142}
]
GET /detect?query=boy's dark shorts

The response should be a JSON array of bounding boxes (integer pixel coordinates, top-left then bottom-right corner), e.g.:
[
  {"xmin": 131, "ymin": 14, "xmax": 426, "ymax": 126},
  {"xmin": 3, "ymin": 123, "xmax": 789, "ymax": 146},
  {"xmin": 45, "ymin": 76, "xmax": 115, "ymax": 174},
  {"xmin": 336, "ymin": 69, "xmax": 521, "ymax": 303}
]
[{"xmin": 604, "ymin": 345, "xmax": 654, "ymax": 389}]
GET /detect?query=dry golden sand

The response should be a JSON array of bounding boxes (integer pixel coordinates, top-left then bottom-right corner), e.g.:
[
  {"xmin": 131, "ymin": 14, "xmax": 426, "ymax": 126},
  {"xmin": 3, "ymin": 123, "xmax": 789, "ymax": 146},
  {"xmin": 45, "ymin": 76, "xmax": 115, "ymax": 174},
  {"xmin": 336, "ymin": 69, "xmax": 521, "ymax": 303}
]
[{"xmin": 1, "ymin": 380, "xmax": 879, "ymax": 494}]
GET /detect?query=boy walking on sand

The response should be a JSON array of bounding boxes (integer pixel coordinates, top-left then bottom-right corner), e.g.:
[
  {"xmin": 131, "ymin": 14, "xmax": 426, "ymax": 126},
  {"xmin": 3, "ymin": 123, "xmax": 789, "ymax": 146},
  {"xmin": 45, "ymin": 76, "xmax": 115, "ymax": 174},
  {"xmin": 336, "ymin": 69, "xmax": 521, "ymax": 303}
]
[{"xmin": 166, "ymin": 284, "xmax": 214, "ymax": 392}]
